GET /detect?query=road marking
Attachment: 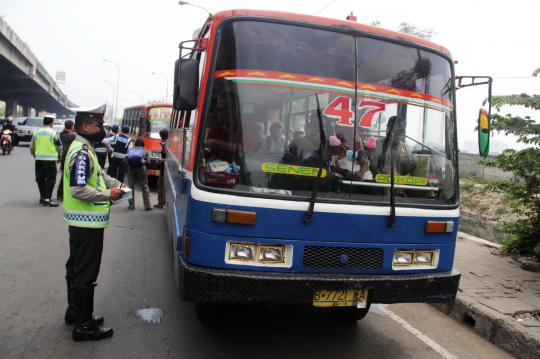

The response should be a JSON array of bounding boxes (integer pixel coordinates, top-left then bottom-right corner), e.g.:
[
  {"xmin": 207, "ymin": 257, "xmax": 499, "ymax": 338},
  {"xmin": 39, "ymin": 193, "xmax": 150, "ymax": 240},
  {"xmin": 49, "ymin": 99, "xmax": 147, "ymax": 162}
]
[{"xmin": 381, "ymin": 307, "xmax": 458, "ymax": 359}]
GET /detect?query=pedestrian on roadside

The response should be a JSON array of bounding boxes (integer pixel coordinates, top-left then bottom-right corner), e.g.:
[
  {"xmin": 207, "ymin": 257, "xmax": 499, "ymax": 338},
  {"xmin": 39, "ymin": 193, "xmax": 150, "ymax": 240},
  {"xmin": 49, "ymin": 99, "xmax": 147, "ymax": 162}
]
[
  {"xmin": 104, "ymin": 124, "xmax": 118, "ymax": 166},
  {"xmin": 30, "ymin": 116, "xmax": 62, "ymax": 207},
  {"xmin": 126, "ymin": 138, "xmax": 152, "ymax": 210},
  {"xmin": 63, "ymin": 105, "xmax": 125, "ymax": 341},
  {"xmin": 154, "ymin": 128, "xmax": 168, "ymax": 209},
  {"xmin": 56, "ymin": 119, "xmax": 76, "ymax": 201},
  {"xmin": 107, "ymin": 125, "xmax": 132, "ymax": 182}
]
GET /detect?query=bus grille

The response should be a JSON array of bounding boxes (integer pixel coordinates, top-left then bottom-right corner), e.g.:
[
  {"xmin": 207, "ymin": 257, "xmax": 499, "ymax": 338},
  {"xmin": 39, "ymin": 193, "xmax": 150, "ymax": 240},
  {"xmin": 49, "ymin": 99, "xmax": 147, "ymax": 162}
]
[{"xmin": 303, "ymin": 246, "xmax": 384, "ymax": 270}]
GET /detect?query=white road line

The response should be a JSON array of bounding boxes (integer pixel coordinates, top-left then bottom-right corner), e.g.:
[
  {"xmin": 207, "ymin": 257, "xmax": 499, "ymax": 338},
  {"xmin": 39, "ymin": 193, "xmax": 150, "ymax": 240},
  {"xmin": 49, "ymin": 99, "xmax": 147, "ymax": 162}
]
[{"xmin": 382, "ymin": 307, "xmax": 458, "ymax": 359}]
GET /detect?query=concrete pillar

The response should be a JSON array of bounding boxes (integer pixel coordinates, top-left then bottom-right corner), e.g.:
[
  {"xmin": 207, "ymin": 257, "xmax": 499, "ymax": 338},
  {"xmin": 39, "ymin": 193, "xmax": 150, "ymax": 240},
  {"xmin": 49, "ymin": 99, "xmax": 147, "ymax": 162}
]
[
  {"xmin": 22, "ymin": 106, "xmax": 32, "ymax": 117},
  {"xmin": 5, "ymin": 100, "xmax": 19, "ymax": 117}
]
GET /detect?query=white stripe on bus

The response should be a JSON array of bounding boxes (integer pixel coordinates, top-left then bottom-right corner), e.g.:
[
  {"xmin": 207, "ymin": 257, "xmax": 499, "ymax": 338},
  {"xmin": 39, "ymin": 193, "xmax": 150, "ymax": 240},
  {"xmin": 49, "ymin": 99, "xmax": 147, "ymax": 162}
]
[{"xmin": 189, "ymin": 183, "xmax": 459, "ymax": 218}]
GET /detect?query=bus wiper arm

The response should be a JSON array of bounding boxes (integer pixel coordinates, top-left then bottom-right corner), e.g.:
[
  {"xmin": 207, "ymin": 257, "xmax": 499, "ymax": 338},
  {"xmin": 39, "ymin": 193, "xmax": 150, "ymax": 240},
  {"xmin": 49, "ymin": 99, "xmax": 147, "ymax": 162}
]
[
  {"xmin": 388, "ymin": 151, "xmax": 396, "ymax": 227},
  {"xmin": 384, "ymin": 116, "xmax": 399, "ymax": 227},
  {"xmin": 303, "ymin": 94, "xmax": 326, "ymax": 224}
]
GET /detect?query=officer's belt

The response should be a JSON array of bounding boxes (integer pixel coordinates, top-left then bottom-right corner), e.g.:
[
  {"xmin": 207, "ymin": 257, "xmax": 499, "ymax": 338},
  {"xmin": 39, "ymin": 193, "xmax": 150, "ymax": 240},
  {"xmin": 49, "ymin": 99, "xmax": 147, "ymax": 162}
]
[{"xmin": 112, "ymin": 152, "xmax": 127, "ymax": 158}]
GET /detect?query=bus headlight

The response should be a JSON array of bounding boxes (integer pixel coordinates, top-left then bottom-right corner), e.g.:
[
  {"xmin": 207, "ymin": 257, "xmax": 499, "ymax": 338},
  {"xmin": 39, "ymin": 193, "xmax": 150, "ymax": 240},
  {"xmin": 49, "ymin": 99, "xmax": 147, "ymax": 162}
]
[
  {"xmin": 258, "ymin": 246, "xmax": 285, "ymax": 263},
  {"xmin": 414, "ymin": 251, "xmax": 434, "ymax": 264},
  {"xmin": 393, "ymin": 251, "xmax": 414, "ymax": 265},
  {"xmin": 229, "ymin": 243, "xmax": 255, "ymax": 261},
  {"xmin": 225, "ymin": 242, "xmax": 292, "ymax": 268},
  {"xmin": 392, "ymin": 249, "xmax": 439, "ymax": 270}
]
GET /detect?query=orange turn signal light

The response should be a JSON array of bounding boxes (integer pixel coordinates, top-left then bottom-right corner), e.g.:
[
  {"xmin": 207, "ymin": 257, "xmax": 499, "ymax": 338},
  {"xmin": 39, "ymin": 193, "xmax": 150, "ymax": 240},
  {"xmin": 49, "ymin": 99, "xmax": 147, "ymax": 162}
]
[
  {"xmin": 212, "ymin": 208, "xmax": 256, "ymax": 226},
  {"xmin": 425, "ymin": 221, "xmax": 454, "ymax": 233}
]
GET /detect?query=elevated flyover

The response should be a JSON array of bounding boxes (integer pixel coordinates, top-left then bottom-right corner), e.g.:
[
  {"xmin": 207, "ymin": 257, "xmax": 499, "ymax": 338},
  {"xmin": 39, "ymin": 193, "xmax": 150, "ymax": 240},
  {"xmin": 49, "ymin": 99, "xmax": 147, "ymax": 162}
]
[{"xmin": 0, "ymin": 17, "xmax": 76, "ymax": 117}]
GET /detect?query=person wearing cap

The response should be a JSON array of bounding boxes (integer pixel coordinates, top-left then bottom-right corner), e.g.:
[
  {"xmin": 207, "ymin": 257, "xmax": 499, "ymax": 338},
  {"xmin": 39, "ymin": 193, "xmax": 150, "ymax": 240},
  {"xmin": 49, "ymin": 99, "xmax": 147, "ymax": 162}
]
[
  {"xmin": 56, "ymin": 119, "xmax": 77, "ymax": 201},
  {"xmin": 93, "ymin": 138, "xmax": 110, "ymax": 169},
  {"xmin": 154, "ymin": 128, "xmax": 168, "ymax": 209},
  {"xmin": 63, "ymin": 106, "xmax": 125, "ymax": 341},
  {"xmin": 126, "ymin": 138, "xmax": 152, "ymax": 210},
  {"xmin": 30, "ymin": 116, "xmax": 62, "ymax": 207},
  {"xmin": 107, "ymin": 125, "xmax": 132, "ymax": 182},
  {"xmin": 104, "ymin": 124, "xmax": 119, "ymax": 166}
]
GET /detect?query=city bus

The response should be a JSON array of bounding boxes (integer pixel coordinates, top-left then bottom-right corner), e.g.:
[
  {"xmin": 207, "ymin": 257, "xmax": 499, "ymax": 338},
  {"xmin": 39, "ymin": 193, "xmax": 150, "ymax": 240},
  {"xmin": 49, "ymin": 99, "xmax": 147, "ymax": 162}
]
[
  {"xmin": 165, "ymin": 9, "xmax": 492, "ymax": 321},
  {"xmin": 121, "ymin": 102, "xmax": 172, "ymax": 177}
]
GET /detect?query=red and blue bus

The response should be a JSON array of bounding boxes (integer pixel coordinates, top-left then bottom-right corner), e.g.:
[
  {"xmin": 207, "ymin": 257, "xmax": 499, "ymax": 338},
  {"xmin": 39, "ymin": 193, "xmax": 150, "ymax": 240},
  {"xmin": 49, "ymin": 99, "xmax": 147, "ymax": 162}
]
[
  {"xmin": 165, "ymin": 10, "xmax": 492, "ymax": 321},
  {"xmin": 122, "ymin": 102, "xmax": 172, "ymax": 177}
]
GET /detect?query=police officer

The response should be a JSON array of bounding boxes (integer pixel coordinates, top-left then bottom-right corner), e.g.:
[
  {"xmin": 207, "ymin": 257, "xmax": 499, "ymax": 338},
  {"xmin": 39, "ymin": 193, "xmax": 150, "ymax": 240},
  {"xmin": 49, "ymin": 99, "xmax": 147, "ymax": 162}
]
[
  {"xmin": 56, "ymin": 119, "xmax": 76, "ymax": 201},
  {"xmin": 153, "ymin": 128, "xmax": 168, "ymax": 209},
  {"xmin": 63, "ymin": 105, "xmax": 125, "ymax": 341},
  {"xmin": 107, "ymin": 125, "xmax": 132, "ymax": 182},
  {"xmin": 93, "ymin": 138, "xmax": 110, "ymax": 169},
  {"xmin": 30, "ymin": 116, "xmax": 62, "ymax": 207},
  {"xmin": 104, "ymin": 124, "xmax": 118, "ymax": 165}
]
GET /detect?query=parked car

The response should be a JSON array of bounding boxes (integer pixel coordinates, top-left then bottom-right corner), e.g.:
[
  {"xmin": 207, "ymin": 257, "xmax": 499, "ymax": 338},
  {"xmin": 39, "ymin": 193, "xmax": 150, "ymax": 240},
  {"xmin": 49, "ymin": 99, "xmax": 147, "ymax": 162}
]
[{"xmin": 14, "ymin": 117, "xmax": 46, "ymax": 142}]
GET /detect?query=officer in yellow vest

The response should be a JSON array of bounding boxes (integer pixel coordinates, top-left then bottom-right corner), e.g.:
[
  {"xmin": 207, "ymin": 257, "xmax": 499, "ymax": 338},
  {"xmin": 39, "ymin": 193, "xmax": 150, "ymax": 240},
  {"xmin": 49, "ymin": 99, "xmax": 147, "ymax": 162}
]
[
  {"xmin": 30, "ymin": 116, "xmax": 62, "ymax": 206},
  {"xmin": 63, "ymin": 105, "xmax": 125, "ymax": 341}
]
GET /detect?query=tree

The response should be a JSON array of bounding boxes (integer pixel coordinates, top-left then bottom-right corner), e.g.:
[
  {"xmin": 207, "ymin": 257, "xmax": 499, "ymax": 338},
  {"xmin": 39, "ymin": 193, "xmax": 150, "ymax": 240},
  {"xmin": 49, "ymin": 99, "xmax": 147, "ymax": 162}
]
[
  {"xmin": 484, "ymin": 68, "xmax": 540, "ymax": 256},
  {"xmin": 397, "ymin": 22, "xmax": 437, "ymax": 40},
  {"xmin": 370, "ymin": 21, "xmax": 436, "ymax": 40}
]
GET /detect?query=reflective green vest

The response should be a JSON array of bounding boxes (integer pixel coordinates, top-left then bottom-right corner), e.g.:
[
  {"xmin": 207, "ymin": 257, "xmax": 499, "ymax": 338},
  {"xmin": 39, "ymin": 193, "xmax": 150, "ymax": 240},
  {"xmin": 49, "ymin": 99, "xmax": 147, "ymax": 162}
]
[
  {"xmin": 63, "ymin": 139, "xmax": 110, "ymax": 228},
  {"xmin": 33, "ymin": 127, "xmax": 58, "ymax": 161}
]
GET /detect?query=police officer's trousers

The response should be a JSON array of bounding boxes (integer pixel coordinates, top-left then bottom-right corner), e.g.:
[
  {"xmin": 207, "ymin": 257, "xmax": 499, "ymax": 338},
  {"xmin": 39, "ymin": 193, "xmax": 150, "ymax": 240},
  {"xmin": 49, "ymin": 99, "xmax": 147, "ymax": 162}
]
[
  {"xmin": 35, "ymin": 160, "xmax": 57, "ymax": 200},
  {"xmin": 66, "ymin": 226, "xmax": 104, "ymax": 293},
  {"xmin": 107, "ymin": 157, "xmax": 126, "ymax": 182},
  {"xmin": 96, "ymin": 153, "xmax": 107, "ymax": 170}
]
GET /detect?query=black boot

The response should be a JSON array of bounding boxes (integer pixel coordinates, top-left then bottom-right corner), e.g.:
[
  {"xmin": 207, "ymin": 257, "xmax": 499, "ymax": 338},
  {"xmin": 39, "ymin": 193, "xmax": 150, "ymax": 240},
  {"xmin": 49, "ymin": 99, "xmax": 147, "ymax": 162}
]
[
  {"xmin": 65, "ymin": 306, "xmax": 104, "ymax": 325},
  {"xmin": 64, "ymin": 274, "xmax": 105, "ymax": 325},
  {"xmin": 72, "ymin": 286, "xmax": 113, "ymax": 341}
]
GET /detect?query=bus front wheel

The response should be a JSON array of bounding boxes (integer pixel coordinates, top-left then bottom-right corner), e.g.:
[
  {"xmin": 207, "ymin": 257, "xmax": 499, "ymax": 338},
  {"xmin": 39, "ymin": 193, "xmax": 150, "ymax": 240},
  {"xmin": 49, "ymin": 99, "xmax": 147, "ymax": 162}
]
[{"xmin": 332, "ymin": 303, "xmax": 371, "ymax": 321}]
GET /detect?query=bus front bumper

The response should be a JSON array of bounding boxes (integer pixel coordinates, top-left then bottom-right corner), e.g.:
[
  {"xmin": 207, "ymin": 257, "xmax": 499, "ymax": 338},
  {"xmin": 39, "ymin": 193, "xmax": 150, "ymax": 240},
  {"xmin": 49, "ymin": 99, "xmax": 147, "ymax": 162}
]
[{"xmin": 178, "ymin": 257, "xmax": 460, "ymax": 304}]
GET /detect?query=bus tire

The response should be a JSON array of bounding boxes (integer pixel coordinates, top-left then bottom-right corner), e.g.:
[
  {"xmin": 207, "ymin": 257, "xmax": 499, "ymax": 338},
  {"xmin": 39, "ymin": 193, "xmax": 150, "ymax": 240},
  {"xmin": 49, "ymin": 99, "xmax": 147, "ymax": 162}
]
[
  {"xmin": 332, "ymin": 303, "xmax": 371, "ymax": 321},
  {"xmin": 194, "ymin": 303, "xmax": 225, "ymax": 324}
]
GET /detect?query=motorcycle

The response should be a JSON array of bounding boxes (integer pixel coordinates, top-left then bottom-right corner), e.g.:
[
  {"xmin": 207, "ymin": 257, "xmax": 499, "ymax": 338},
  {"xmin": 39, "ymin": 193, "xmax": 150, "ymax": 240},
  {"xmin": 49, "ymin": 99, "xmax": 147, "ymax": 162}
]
[{"xmin": 1, "ymin": 129, "xmax": 13, "ymax": 155}]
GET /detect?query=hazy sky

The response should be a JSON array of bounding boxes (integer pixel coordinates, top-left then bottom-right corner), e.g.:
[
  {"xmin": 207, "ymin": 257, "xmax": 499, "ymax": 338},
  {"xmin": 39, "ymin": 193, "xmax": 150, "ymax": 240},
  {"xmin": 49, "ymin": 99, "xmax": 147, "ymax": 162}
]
[{"xmin": 2, "ymin": 0, "xmax": 539, "ymax": 150}]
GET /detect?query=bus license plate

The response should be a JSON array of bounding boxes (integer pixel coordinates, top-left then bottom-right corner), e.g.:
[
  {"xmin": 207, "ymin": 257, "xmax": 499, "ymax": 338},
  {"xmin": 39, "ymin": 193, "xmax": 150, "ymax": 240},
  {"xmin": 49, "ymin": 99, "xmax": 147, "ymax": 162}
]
[{"xmin": 313, "ymin": 289, "xmax": 368, "ymax": 308}]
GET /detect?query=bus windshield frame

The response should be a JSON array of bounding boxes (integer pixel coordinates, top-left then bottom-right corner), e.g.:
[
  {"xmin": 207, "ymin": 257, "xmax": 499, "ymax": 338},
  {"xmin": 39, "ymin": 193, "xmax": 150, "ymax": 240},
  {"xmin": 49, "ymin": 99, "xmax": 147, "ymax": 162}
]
[{"xmin": 194, "ymin": 19, "xmax": 458, "ymax": 209}]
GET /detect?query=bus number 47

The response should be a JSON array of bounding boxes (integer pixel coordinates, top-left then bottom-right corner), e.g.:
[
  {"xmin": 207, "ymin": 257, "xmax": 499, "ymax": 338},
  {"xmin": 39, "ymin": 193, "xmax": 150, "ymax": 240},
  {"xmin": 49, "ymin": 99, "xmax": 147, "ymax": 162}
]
[{"xmin": 322, "ymin": 96, "xmax": 386, "ymax": 128}]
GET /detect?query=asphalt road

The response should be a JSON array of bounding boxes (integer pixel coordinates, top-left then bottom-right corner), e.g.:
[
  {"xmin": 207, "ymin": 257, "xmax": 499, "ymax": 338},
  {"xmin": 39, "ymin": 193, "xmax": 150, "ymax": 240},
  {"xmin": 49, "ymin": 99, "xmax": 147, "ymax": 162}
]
[{"xmin": 0, "ymin": 145, "xmax": 512, "ymax": 359}]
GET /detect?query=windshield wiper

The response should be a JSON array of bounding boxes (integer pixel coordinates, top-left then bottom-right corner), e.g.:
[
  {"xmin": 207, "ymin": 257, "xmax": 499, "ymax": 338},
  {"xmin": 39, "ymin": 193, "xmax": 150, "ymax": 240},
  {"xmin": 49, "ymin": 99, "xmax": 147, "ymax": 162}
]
[
  {"xmin": 303, "ymin": 94, "xmax": 326, "ymax": 224},
  {"xmin": 377, "ymin": 116, "xmax": 400, "ymax": 227},
  {"xmin": 388, "ymin": 150, "xmax": 396, "ymax": 227}
]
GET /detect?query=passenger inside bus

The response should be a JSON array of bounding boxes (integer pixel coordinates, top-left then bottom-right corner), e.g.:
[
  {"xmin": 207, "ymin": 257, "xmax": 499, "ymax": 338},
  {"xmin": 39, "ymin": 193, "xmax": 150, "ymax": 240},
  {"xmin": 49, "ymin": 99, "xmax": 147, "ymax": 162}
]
[
  {"xmin": 242, "ymin": 119, "xmax": 265, "ymax": 152},
  {"xmin": 266, "ymin": 122, "xmax": 286, "ymax": 152}
]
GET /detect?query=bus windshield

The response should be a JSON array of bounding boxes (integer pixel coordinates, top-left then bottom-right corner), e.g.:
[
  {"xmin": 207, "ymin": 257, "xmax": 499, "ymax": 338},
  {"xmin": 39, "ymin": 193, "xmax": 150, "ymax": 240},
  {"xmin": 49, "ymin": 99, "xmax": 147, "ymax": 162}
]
[
  {"xmin": 147, "ymin": 106, "xmax": 171, "ymax": 138},
  {"xmin": 198, "ymin": 21, "xmax": 457, "ymax": 207}
]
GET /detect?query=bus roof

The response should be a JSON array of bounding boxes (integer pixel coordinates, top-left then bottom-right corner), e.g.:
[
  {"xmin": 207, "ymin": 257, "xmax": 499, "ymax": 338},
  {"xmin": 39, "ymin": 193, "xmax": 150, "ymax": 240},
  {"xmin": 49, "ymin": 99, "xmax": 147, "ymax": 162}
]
[
  {"xmin": 210, "ymin": 9, "xmax": 452, "ymax": 58},
  {"xmin": 123, "ymin": 102, "xmax": 172, "ymax": 111}
]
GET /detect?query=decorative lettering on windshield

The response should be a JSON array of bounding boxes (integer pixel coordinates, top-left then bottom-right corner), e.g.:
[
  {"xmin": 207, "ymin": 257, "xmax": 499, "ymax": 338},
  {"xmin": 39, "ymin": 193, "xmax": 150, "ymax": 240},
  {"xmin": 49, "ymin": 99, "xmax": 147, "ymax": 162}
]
[
  {"xmin": 214, "ymin": 69, "xmax": 453, "ymax": 112},
  {"xmin": 261, "ymin": 163, "xmax": 327, "ymax": 178},
  {"xmin": 375, "ymin": 174, "xmax": 428, "ymax": 186},
  {"xmin": 323, "ymin": 96, "xmax": 386, "ymax": 128}
]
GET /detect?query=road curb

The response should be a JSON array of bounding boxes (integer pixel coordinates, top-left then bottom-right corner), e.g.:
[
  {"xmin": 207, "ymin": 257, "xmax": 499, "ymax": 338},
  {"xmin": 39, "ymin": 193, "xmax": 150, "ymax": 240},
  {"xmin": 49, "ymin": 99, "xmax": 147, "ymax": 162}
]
[{"xmin": 432, "ymin": 296, "xmax": 540, "ymax": 359}]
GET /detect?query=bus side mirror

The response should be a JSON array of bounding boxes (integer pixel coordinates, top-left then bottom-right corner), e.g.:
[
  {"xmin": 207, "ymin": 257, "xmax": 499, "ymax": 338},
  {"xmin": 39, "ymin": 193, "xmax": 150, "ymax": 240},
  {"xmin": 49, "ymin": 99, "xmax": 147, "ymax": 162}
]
[
  {"xmin": 478, "ymin": 108, "xmax": 490, "ymax": 157},
  {"xmin": 173, "ymin": 58, "xmax": 199, "ymax": 111}
]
